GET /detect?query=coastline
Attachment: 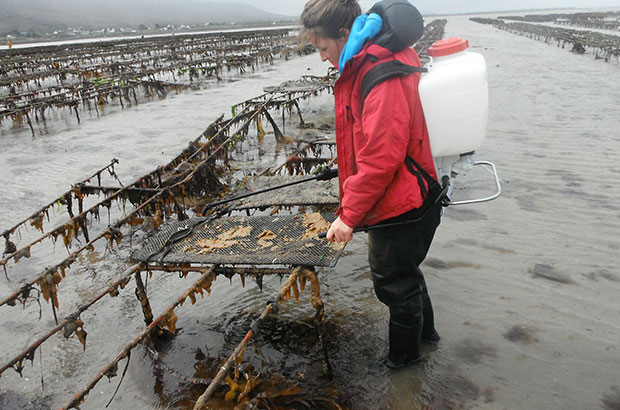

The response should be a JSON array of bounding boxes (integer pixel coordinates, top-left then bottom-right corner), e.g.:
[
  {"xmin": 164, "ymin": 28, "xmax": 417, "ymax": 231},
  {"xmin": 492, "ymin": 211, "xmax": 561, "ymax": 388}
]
[{"xmin": 1, "ymin": 20, "xmax": 298, "ymax": 50}]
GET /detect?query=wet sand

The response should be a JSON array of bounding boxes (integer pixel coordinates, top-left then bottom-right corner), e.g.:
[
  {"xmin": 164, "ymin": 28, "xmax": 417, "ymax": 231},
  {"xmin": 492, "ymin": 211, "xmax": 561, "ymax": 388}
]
[{"xmin": 1, "ymin": 14, "xmax": 620, "ymax": 410}]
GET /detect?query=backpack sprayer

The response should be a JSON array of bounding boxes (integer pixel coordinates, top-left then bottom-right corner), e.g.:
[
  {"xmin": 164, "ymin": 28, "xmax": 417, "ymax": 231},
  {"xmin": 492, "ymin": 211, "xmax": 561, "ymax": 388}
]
[
  {"xmin": 199, "ymin": 34, "xmax": 500, "ymax": 239},
  {"xmin": 421, "ymin": 37, "xmax": 501, "ymax": 206},
  {"xmin": 317, "ymin": 36, "xmax": 502, "ymax": 238}
]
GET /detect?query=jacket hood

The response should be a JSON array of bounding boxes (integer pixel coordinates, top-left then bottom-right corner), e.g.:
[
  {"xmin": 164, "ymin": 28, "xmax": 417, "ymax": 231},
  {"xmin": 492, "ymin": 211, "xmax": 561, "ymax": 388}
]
[
  {"xmin": 367, "ymin": 0, "xmax": 424, "ymax": 53},
  {"xmin": 338, "ymin": 13, "xmax": 383, "ymax": 72}
]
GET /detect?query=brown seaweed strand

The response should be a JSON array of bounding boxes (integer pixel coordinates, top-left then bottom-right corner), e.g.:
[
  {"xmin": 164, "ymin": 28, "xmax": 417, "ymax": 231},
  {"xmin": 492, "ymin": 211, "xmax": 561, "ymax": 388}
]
[
  {"xmin": 0, "ymin": 100, "xmax": 268, "ymax": 309},
  {"xmin": 0, "ymin": 158, "xmax": 119, "ymax": 241},
  {"xmin": 60, "ymin": 269, "xmax": 216, "ymax": 410},
  {"xmin": 0, "ymin": 263, "xmax": 142, "ymax": 378}
]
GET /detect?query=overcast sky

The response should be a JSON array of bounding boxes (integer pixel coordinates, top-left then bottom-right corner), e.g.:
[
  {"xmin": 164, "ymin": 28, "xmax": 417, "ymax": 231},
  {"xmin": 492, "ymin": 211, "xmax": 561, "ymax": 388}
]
[{"xmin": 236, "ymin": 0, "xmax": 620, "ymax": 16}]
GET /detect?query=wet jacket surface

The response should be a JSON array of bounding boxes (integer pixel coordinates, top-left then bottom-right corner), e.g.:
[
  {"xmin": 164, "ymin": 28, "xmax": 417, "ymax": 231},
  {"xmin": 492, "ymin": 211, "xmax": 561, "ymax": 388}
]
[{"xmin": 334, "ymin": 41, "xmax": 438, "ymax": 228}]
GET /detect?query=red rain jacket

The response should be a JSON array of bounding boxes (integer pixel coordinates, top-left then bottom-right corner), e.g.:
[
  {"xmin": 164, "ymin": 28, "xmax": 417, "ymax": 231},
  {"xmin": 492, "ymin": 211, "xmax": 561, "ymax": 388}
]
[{"xmin": 334, "ymin": 42, "xmax": 438, "ymax": 228}]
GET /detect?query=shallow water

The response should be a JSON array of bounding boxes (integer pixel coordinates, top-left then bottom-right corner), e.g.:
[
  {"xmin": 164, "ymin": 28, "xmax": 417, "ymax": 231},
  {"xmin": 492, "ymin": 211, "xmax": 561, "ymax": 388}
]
[
  {"xmin": 2, "ymin": 14, "xmax": 620, "ymax": 410},
  {"xmin": 0, "ymin": 25, "xmax": 297, "ymax": 51}
]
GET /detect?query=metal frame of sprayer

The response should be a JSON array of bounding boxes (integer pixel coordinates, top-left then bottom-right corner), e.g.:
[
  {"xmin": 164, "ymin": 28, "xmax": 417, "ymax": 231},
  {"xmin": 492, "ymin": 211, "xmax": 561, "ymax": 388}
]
[{"xmin": 435, "ymin": 152, "xmax": 502, "ymax": 207}]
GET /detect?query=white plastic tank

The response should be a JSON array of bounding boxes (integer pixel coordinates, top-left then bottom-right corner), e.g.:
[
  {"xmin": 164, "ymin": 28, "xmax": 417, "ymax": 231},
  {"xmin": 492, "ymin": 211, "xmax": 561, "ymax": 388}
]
[{"xmin": 418, "ymin": 37, "xmax": 488, "ymax": 158}]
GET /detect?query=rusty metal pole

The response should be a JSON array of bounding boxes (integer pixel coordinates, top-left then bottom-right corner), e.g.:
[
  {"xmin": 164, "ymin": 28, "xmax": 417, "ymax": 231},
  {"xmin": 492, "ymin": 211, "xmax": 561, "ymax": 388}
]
[
  {"xmin": 134, "ymin": 270, "xmax": 154, "ymax": 325},
  {"xmin": 193, "ymin": 267, "xmax": 330, "ymax": 408},
  {"xmin": 60, "ymin": 269, "xmax": 215, "ymax": 410},
  {"xmin": 193, "ymin": 303, "xmax": 273, "ymax": 410},
  {"xmin": 0, "ymin": 264, "xmax": 141, "ymax": 378},
  {"xmin": 313, "ymin": 302, "xmax": 333, "ymax": 378}
]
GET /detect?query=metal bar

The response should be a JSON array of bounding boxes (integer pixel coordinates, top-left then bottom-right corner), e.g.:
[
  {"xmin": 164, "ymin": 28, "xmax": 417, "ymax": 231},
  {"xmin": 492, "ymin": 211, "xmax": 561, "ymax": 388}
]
[
  {"xmin": 60, "ymin": 269, "xmax": 215, "ymax": 410},
  {"xmin": 193, "ymin": 266, "xmax": 329, "ymax": 407},
  {"xmin": 193, "ymin": 303, "xmax": 273, "ymax": 409},
  {"xmin": 313, "ymin": 300, "xmax": 333, "ymax": 377},
  {"xmin": 193, "ymin": 267, "xmax": 300, "ymax": 408},
  {"xmin": 212, "ymin": 266, "xmax": 294, "ymax": 277},
  {"xmin": 0, "ymin": 32, "xmax": 292, "ymax": 89},
  {"xmin": 77, "ymin": 185, "xmax": 161, "ymax": 195},
  {"xmin": 0, "ymin": 263, "xmax": 142, "ymax": 377},
  {"xmin": 1, "ymin": 96, "xmax": 271, "ymax": 310},
  {"xmin": 448, "ymin": 161, "xmax": 502, "ymax": 206},
  {"xmin": 0, "ymin": 103, "xmax": 257, "ymax": 300},
  {"xmin": 146, "ymin": 264, "xmax": 291, "ymax": 277},
  {"xmin": 296, "ymin": 268, "xmax": 331, "ymax": 376},
  {"xmin": 233, "ymin": 87, "xmax": 328, "ymax": 117},
  {"xmin": 0, "ymin": 107, "xmax": 240, "ymax": 267},
  {"xmin": 0, "ymin": 159, "xmax": 119, "ymax": 239},
  {"xmin": 262, "ymin": 109, "xmax": 284, "ymax": 142},
  {"xmin": 1, "ymin": 227, "xmax": 121, "ymax": 308},
  {"xmin": 134, "ymin": 271, "xmax": 154, "ymax": 326},
  {"xmin": 174, "ymin": 99, "xmax": 274, "ymax": 188}
]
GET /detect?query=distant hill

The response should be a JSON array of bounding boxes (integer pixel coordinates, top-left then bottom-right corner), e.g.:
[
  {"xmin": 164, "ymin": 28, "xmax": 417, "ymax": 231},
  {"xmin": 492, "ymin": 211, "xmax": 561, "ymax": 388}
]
[{"xmin": 0, "ymin": 0, "xmax": 291, "ymax": 35}]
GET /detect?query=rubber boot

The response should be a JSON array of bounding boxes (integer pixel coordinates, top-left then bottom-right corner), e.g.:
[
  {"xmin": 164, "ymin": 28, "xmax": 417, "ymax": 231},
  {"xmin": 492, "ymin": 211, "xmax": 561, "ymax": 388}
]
[
  {"xmin": 421, "ymin": 293, "xmax": 440, "ymax": 345},
  {"xmin": 384, "ymin": 320, "xmax": 423, "ymax": 369}
]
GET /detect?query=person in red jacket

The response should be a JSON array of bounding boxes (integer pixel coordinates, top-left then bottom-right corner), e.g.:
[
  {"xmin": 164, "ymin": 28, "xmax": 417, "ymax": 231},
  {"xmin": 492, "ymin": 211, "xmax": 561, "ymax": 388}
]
[{"xmin": 301, "ymin": 0, "xmax": 442, "ymax": 368}]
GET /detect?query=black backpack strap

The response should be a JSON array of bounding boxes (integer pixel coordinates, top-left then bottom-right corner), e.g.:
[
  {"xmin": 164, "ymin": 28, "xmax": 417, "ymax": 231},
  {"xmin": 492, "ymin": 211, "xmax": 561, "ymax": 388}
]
[
  {"xmin": 360, "ymin": 59, "xmax": 427, "ymax": 108},
  {"xmin": 360, "ymin": 59, "xmax": 438, "ymax": 202},
  {"xmin": 405, "ymin": 154, "xmax": 442, "ymax": 197},
  {"xmin": 404, "ymin": 155, "xmax": 427, "ymax": 197}
]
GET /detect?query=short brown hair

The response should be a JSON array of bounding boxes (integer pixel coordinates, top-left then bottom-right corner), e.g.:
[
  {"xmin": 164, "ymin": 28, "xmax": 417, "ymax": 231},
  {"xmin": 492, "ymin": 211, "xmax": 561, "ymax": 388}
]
[{"xmin": 300, "ymin": 0, "xmax": 362, "ymax": 41}]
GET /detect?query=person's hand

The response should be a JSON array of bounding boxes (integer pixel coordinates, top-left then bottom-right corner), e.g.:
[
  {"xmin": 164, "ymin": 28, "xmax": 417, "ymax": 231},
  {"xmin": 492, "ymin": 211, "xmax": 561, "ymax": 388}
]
[{"xmin": 326, "ymin": 216, "xmax": 354, "ymax": 243}]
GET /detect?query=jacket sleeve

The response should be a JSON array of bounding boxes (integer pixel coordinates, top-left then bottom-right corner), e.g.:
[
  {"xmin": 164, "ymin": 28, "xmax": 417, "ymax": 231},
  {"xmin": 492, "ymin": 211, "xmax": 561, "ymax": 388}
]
[{"xmin": 339, "ymin": 76, "xmax": 412, "ymax": 228}]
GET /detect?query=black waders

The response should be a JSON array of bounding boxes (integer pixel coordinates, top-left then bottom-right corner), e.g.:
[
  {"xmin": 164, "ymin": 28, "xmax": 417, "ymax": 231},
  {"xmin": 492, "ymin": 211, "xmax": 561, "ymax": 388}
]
[{"xmin": 368, "ymin": 180, "xmax": 442, "ymax": 368}]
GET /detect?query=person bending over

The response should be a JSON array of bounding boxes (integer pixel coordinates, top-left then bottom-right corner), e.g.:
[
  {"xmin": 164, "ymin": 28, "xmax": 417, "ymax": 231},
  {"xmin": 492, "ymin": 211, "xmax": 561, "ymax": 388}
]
[{"xmin": 301, "ymin": 0, "xmax": 442, "ymax": 368}]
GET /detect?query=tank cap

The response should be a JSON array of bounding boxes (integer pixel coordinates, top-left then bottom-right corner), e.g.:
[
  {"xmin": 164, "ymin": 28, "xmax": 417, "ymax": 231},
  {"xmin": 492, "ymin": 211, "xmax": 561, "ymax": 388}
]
[{"xmin": 427, "ymin": 37, "xmax": 469, "ymax": 57}]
